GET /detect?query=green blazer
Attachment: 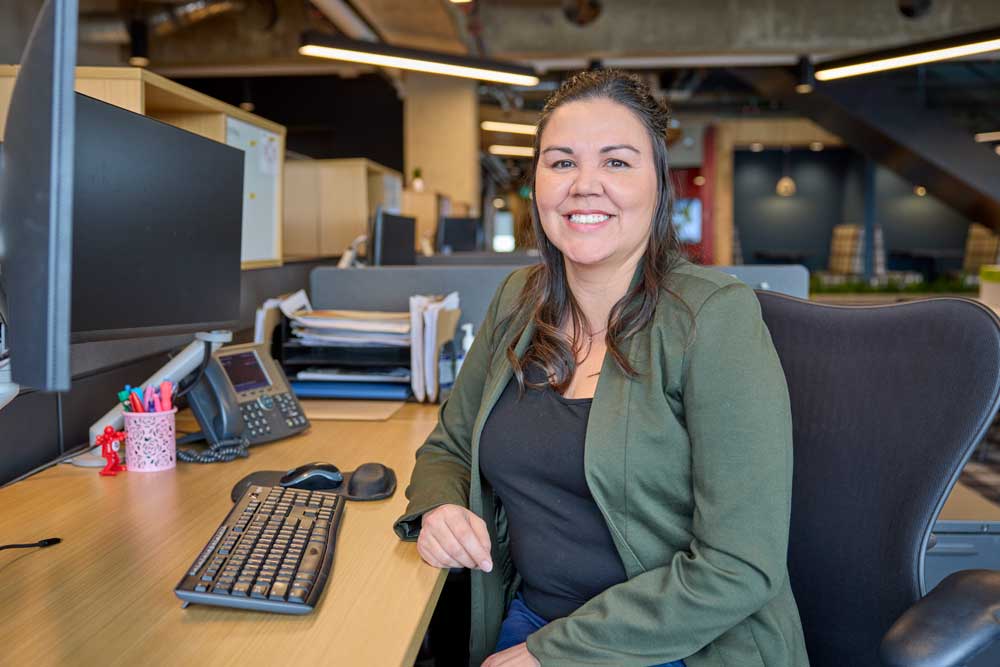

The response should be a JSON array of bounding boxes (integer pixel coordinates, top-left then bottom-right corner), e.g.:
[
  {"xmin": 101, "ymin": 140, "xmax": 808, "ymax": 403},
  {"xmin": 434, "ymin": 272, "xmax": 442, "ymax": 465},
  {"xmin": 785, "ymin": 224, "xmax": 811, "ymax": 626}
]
[{"xmin": 394, "ymin": 260, "xmax": 810, "ymax": 667}]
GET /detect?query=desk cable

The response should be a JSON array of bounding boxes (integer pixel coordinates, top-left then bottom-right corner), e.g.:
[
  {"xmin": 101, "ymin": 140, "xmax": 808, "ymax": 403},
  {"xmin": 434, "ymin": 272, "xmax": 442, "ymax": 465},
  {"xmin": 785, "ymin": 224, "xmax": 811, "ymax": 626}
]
[
  {"xmin": 176, "ymin": 433, "xmax": 250, "ymax": 464},
  {"xmin": 0, "ymin": 538, "xmax": 61, "ymax": 551}
]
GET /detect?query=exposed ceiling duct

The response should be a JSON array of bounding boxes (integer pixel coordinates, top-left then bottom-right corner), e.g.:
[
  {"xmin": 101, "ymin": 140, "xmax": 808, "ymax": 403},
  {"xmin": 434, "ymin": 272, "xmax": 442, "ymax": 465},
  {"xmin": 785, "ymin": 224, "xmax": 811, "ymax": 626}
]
[
  {"xmin": 308, "ymin": 0, "xmax": 379, "ymax": 42},
  {"xmin": 79, "ymin": 0, "xmax": 246, "ymax": 45}
]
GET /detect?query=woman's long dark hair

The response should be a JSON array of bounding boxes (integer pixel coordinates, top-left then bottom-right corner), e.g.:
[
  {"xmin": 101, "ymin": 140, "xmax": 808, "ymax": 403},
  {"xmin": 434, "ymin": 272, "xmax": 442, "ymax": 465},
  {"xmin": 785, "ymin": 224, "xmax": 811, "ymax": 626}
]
[{"xmin": 501, "ymin": 69, "xmax": 692, "ymax": 392}]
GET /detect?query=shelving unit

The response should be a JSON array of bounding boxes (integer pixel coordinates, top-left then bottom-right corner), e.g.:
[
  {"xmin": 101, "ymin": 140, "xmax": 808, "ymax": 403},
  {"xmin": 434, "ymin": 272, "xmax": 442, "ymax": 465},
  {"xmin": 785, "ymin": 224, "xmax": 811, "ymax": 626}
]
[
  {"xmin": 284, "ymin": 158, "xmax": 402, "ymax": 258},
  {"xmin": 0, "ymin": 66, "xmax": 287, "ymax": 269}
]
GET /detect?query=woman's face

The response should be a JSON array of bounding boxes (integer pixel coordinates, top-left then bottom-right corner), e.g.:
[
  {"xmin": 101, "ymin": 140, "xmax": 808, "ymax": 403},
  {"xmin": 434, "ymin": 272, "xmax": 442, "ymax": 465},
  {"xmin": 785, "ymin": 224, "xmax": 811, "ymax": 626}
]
[{"xmin": 534, "ymin": 97, "xmax": 658, "ymax": 271}]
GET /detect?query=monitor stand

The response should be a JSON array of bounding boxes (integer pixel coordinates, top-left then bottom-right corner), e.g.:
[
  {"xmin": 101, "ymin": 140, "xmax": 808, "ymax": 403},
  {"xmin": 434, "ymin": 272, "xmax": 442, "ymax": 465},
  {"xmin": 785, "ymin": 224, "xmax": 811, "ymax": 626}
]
[{"xmin": 68, "ymin": 330, "xmax": 233, "ymax": 467}]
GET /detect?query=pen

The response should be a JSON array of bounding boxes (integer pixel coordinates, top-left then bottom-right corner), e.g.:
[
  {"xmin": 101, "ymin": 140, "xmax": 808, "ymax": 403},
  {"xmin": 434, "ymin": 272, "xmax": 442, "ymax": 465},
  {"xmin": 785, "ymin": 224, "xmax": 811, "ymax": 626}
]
[
  {"xmin": 129, "ymin": 393, "xmax": 145, "ymax": 413},
  {"xmin": 153, "ymin": 394, "xmax": 163, "ymax": 412}
]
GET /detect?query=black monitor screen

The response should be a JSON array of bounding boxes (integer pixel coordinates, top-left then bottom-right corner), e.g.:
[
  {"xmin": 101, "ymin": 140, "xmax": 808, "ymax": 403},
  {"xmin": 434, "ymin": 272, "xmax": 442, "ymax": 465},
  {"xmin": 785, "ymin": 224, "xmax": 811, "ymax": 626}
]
[
  {"xmin": 220, "ymin": 351, "xmax": 271, "ymax": 393},
  {"xmin": 70, "ymin": 94, "xmax": 244, "ymax": 341},
  {"xmin": 439, "ymin": 217, "xmax": 481, "ymax": 253},
  {"xmin": 374, "ymin": 212, "xmax": 416, "ymax": 266}
]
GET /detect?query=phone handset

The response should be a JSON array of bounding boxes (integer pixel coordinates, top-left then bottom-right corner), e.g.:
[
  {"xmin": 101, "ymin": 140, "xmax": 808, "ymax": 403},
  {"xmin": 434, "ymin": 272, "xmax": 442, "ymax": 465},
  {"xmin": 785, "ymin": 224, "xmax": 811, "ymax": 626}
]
[{"xmin": 183, "ymin": 357, "xmax": 249, "ymax": 462}]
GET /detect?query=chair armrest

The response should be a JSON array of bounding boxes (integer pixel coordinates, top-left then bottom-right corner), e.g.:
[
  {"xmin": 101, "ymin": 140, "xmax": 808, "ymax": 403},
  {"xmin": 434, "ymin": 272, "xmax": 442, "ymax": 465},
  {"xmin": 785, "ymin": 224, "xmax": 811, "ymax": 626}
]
[{"xmin": 880, "ymin": 569, "xmax": 1000, "ymax": 667}]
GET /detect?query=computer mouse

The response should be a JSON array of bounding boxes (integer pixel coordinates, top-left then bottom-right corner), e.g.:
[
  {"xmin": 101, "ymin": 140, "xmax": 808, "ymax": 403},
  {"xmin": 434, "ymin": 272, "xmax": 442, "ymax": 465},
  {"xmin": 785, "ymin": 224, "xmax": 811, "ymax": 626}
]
[
  {"xmin": 279, "ymin": 462, "xmax": 344, "ymax": 491},
  {"xmin": 346, "ymin": 462, "xmax": 395, "ymax": 499}
]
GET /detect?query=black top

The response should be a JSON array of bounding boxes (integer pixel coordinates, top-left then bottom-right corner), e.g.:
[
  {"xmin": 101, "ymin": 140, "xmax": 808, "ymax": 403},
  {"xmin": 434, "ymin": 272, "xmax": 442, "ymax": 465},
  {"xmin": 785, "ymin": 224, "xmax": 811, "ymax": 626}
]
[{"xmin": 479, "ymin": 363, "xmax": 628, "ymax": 621}]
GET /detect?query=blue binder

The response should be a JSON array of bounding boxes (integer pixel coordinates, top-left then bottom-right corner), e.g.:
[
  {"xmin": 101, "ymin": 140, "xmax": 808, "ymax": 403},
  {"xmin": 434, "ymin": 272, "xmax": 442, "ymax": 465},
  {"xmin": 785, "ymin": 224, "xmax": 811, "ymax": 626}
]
[{"xmin": 290, "ymin": 381, "xmax": 412, "ymax": 400}]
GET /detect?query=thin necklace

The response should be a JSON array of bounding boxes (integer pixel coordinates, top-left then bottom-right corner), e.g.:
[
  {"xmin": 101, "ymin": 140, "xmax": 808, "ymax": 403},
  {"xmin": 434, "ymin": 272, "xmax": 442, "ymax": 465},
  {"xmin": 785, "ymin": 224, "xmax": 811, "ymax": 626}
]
[{"xmin": 586, "ymin": 326, "xmax": 607, "ymax": 343}]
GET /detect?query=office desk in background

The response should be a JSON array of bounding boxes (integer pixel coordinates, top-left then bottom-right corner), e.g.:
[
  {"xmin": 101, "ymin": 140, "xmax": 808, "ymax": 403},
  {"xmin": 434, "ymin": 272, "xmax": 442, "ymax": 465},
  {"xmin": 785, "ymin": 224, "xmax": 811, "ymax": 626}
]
[{"xmin": 0, "ymin": 405, "xmax": 445, "ymax": 666}]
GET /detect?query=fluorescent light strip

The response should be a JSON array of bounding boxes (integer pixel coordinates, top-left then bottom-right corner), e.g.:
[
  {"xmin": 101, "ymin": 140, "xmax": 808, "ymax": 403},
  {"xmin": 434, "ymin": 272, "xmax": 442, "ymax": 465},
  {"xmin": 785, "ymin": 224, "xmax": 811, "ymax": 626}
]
[
  {"xmin": 481, "ymin": 120, "xmax": 537, "ymax": 135},
  {"xmin": 299, "ymin": 44, "xmax": 539, "ymax": 86},
  {"xmin": 975, "ymin": 131, "xmax": 1000, "ymax": 143},
  {"xmin": 816, "ymin": 37, "xmax": 1000, "ymax": 81},
  {"xmin": 488, "ymin": 145, "xmax": 534, "ymax": 158}
]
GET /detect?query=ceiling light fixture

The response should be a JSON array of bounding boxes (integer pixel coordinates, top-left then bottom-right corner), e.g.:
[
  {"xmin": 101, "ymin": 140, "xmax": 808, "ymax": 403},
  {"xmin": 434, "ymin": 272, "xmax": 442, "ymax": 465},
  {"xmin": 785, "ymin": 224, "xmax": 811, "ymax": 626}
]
[
  {"xmin": 299, "ymin": 32, "xmax": 540, "ymax": 86},
  {"xmin": 127, "ymin": 19, "xmax": 150, "ymax": 68},
  {"xmin": 750, "ymin": 142, "xmax": 765, "ymax": 152},
  {"xmin": 481, "ymin": 120, "xmax": 537, "ymax": 135},
  {"xmin": 810, "ymin": 141, "xmax": 824, "ymax": 152},
  {"xmin": 776, "ymin": 147, "xmax": 797, "ymax": 197},
  {"xmin": 975, "ymin": 131, "xmax": 1000, "ymax": 142},
  {"xmin": 914, "ymin": 185, "xmax": 927, "ymax": 196},
  {"xmin": 693, "ymin": 175, "xmax": 706, "ymax": 186},
  {"xmin": 815, "ymin": 27, "xmax": 1000, "ymax": 81},
  {"xmin": 488, "ymin": 145, "xmax": 534, "ymax": 158},
  {"xmin": 795, "ymin": 56, "xmax": 815, "ymax": 94}
]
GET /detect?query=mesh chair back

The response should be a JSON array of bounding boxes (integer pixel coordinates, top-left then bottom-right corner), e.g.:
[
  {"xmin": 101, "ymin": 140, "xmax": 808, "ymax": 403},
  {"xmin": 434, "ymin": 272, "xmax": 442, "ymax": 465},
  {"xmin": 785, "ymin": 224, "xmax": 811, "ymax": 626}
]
[{"xmin": 756, "ymin": 292, "xmax": 1000, "ymax": 666}]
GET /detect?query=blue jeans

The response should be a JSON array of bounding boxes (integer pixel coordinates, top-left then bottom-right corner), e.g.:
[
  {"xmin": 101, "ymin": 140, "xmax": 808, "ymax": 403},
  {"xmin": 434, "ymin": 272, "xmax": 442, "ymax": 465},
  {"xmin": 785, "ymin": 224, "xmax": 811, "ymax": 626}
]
[{"xmin": 495, "ymin": 593, "xmax": 687, "ymax": 667}]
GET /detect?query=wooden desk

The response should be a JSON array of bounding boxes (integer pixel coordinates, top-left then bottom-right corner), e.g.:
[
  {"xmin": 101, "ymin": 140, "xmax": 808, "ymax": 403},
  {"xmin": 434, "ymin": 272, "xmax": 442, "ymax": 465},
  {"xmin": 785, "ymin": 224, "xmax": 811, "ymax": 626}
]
[{"xmin": 0, "ymin": 406, "xmax": 444, "ymax": 665}]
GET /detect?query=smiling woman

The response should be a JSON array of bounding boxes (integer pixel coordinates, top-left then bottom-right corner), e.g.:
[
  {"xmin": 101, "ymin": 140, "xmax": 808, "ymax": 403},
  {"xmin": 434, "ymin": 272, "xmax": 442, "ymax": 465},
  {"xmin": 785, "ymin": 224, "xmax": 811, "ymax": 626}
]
[{"xmin": 394, "ymin": 69, "xmax": 809, "ymax": 667}]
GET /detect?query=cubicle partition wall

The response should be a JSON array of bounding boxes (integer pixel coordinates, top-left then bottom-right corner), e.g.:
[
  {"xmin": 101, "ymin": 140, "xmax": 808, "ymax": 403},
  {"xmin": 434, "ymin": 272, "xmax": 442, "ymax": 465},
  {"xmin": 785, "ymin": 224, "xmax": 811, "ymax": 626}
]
[{"xmin": 311, "ymin": 264, "xmax": 810, "ymax": 336}]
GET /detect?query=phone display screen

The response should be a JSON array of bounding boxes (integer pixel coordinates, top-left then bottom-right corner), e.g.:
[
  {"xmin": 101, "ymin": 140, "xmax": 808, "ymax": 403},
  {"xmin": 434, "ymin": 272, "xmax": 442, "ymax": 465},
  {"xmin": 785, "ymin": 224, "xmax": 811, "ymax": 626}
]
[{"xmin": 220, "ymin": 351, "xmax": 271, "ymax": 393}]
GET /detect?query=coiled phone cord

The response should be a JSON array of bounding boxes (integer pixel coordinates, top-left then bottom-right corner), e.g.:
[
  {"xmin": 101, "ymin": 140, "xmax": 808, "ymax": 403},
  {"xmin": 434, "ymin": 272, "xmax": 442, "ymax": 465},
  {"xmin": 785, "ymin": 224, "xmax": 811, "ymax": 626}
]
[{"xmin": 176, "ymin": 434, "xmax": 249, "ymax": 464}]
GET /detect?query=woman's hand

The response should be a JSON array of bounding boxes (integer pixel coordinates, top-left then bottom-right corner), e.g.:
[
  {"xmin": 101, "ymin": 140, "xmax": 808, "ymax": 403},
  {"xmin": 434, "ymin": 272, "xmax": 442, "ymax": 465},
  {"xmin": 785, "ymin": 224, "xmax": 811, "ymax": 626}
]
[
  {"xmin": 417, "ymin": 504, "xmax": 493, "ymax": 572},
  {"xmin": 481, "ymin": 642, "xmax": 540, "ymax": 667}
]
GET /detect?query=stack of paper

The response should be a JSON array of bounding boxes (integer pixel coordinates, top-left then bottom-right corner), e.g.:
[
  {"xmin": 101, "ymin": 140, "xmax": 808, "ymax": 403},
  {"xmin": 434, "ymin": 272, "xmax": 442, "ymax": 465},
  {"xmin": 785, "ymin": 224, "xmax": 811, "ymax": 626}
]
[{"xmin": 410, "ymin": 292, "xmax": 461, "ymax": 402}]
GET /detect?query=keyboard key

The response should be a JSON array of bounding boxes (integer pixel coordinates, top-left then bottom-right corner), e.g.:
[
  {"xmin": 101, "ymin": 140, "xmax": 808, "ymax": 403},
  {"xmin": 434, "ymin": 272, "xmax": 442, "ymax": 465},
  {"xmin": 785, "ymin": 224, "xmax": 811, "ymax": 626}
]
[
  {"xmin": 251, "ymin": 583, "xmax": 270, "ymax": 599},
  {"xmin": 231, "ymin": 582, "xmax": 251, "ymax": 597},
  {"xmin": 269, "ymin": 581, "xmax": 289, "ymax": 600},
  {"xmin": 288, "ymin": 585, "xmax": 309, "ymax": 604}
]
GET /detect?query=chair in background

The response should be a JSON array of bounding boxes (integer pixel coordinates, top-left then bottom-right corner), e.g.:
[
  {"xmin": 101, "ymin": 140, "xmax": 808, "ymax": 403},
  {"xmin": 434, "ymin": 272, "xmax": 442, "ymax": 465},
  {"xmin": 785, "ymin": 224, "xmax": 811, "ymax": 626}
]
[
  {"xmin": 757, "ymin": 291, "xmax": 1000, "ymax": 666},
  {"xmin": 959, "ymin": 223, "xmax": 1000, "ymax": 287},
  {"xmin": 814, "ymin": 224, "xmax": 923, "ymax": 288}
]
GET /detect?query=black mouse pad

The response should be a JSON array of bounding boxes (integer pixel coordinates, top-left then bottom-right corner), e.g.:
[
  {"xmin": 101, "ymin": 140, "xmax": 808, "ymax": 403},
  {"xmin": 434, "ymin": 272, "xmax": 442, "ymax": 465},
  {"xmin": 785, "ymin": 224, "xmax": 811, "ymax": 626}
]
[{"xmin": 230, "ymin": 466, "xmax": 397, "ymax": 503}]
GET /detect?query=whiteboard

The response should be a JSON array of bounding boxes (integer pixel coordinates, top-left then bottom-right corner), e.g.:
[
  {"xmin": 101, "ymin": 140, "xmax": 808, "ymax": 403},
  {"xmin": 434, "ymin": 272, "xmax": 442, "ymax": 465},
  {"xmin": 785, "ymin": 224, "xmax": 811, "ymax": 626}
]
[{"xmin": 226, "ymin": 117, "xmax": 281, "ymax": 264}]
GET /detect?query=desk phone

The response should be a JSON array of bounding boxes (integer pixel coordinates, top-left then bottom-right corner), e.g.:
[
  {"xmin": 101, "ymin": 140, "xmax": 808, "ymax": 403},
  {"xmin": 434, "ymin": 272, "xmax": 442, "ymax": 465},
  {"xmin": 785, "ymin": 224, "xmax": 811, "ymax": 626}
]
[{"xmin": 188, "ymin": 342, "xmax": 310, "ymax": 447}]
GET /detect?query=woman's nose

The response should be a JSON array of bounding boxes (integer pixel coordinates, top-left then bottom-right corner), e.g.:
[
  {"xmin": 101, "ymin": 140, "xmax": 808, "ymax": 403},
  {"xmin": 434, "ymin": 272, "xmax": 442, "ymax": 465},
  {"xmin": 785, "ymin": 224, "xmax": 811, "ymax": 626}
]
[{"xmin": 569, "ymin": 165, "xmax": 603, "ymax": 197}]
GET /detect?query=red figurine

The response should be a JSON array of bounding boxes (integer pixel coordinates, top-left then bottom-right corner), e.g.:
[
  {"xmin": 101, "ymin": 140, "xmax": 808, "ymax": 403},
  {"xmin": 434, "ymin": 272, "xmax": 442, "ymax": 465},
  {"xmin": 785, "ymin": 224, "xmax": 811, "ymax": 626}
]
[{"xmin": 96, "ymin": 425, "xmax": 128, "ymax": 476}]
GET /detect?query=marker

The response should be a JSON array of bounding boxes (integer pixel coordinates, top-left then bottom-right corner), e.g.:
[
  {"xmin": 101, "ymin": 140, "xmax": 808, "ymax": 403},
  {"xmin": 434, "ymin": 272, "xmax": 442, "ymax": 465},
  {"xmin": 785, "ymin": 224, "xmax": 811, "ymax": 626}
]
[
  {"xmin": 152, "ymin": 394, "xmax": 163, "ymax": 412},
  {"xmin": 160, "ymin": 381, "xmax": 173, "ymax": 411},
  {"xmin": 129, "ymin": 393, "xmax": 145, "ymax": 413}
]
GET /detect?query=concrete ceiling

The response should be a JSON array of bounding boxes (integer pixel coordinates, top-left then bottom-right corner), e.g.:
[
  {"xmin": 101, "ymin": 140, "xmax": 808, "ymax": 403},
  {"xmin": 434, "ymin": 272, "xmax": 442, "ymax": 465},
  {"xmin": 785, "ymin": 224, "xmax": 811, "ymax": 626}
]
[
  {"xmin": 351, "ymin": 0, "xmax": 467, "ymax": 54},
  {"xmin": 476, "ymin": 0, "xmax": 1000, "ymax": 68}
]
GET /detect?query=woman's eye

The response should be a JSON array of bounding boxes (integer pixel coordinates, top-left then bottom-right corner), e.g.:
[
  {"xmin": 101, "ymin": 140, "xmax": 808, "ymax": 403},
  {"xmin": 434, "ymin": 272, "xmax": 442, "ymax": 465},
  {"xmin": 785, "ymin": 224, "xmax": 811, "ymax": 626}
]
[
  {"xmin": 606, "ymin": 158, "xmax": 629, "ymax": 168},
  {"xmin": 552, "ymin": 159, "xmax": 575, "ymax": 169}
]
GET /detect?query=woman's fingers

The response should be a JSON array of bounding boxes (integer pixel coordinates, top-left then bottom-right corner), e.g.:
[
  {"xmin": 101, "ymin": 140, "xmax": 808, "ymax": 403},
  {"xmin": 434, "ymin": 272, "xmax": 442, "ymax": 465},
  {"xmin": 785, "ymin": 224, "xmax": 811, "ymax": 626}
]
[
  {"xmin": 418, "ymin": 531, "xmax": 460, "ymax": 568},
  {"xmin": 463, "ymin": 512, "xmax": 494, "ymax": 571},
  {"xmin": 418, "ymin": 504, "xmax": 494, "ymax": 571}
]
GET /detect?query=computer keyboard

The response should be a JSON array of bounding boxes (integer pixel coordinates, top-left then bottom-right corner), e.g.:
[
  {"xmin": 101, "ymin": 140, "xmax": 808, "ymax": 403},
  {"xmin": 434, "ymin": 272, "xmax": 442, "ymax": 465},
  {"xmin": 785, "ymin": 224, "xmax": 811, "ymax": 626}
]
[{"xmin": 175, "ymin": 484, "xmax": 345, "ymax": 614}]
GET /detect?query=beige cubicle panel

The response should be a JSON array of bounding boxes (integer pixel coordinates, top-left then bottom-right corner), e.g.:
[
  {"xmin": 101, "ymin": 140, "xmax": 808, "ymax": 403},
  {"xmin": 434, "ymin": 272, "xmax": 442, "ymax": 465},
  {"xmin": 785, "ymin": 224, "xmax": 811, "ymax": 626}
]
[{"xmin": 284, "ymin": 158, "xmax": 402, "ymax": 258}]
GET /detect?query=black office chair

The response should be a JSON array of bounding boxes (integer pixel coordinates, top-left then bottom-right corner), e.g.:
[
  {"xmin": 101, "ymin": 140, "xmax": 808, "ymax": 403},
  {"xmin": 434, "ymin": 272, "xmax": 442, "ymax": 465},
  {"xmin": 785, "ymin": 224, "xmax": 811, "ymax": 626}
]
[{"xmin": 756, "ymin": 292, "xmax": 1000, "ymax": 667}]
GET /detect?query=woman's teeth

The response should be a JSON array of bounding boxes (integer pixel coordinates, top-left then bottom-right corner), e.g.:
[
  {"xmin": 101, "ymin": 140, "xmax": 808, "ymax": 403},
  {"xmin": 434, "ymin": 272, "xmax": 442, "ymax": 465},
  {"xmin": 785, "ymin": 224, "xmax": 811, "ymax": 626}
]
[{"xmin": 568, "ymin": 213, "xmax": 610, "ymax": 225}]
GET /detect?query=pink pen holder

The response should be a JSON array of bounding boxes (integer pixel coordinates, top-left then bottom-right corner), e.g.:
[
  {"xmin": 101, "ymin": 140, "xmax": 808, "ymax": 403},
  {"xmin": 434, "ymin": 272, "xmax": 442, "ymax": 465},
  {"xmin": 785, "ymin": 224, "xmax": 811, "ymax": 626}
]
[{"xmin": 123, "ymin": 408, "xmax": 178, "ymax": 472}]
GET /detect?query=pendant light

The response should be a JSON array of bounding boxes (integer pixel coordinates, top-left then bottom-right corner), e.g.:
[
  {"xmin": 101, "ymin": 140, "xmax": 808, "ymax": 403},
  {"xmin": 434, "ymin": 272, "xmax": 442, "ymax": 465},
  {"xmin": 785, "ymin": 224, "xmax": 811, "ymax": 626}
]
[{"xmin": 776, "ymin": 146, "xmax": 797, "ymax": 197}]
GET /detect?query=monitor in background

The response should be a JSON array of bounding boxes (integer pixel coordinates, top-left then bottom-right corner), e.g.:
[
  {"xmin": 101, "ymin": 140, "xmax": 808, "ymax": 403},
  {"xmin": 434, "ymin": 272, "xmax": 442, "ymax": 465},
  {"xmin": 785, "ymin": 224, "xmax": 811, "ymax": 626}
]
[
  {"xmin": 673, "ymin": 198, "xmax": 702, "ymax": 244},
  {"xmin": 0, "ymin": 0, "xmax": 77, "ymax": 391},
  {"xmin": 372, "ymin": 209, "xmax": 416, "ymax": 266},
  {"xmin": 70, "ymin": 95, "xmax": 244, "ymax": 341},
  {"xmin": 437, "ymin": 216, "xmax": 482, "ymax": 253}
]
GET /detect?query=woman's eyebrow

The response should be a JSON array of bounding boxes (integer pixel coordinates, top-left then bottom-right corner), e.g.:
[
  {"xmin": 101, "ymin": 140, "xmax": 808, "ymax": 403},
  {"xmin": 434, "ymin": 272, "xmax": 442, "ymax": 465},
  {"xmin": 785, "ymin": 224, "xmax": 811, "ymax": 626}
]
[
  {"xmin": 541, "ymin": 146, "xmax": 573, "ymax": 155},
  {"xmin": 600, "ymin": 144, "xmax": 640, "ymax": 154}
]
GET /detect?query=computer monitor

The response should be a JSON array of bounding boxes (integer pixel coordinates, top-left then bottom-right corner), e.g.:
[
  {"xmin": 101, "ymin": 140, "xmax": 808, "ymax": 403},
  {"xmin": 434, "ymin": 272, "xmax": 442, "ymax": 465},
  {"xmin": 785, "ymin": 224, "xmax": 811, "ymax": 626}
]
[
  {"xmin": 0, "ymin": 0, "xmax": 245, "ymax": 392},
  {"xmin": 0, "ymin": 0, "xmax": 77, "ymax": 391},
  {"xmin": 372, "ymin": 209, "xmax": 416, "ymax": 266},
  {"xmin": 70, "ymin": 95, "xmax": 244, "ymax": 341},
  {"xmin": 437, "ymin": 216, "xmax": 482, "ymax": 253},
  {"xmin": 672, "ymin": 198, "xmax": 702, "ymax": 244}
]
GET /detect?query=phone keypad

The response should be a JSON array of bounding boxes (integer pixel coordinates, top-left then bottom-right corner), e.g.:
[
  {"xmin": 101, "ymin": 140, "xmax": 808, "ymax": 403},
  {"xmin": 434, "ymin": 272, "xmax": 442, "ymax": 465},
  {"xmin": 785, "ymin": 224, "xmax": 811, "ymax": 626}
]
[
  {"xmin": 239, "ymin": 393, "xmax": 308, "ymax": 442},
  {"xmin": 275, "ymin": 392, "xmax": 308, "ymax": 429},
  {"xmin": 240, "ymin": 402, "xmax": 273, "ymax": 441}
]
